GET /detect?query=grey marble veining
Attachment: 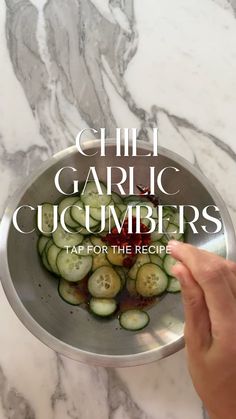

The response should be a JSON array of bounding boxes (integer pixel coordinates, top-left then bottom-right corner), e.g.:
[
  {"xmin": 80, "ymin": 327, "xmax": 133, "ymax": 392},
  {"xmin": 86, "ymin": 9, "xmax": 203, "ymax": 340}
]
[
  {"xmin": 0, "ymin": 365, "xmax": 35, "ymax": 419},
  {"xmin": 1, "ymin": 0, "xmax": 236, "ymax": 418}
]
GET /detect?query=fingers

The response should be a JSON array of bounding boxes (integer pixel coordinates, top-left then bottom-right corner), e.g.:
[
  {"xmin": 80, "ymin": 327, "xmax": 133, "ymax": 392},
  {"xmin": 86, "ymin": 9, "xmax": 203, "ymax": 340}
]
[
  {"xmin": 169, "ymin": 241, "xmax": 236, "ymax": 330},
  {"xmin": 226, "ymin": 259, "xmax": 236, "ymax": 276},
  {"xmin": 172, "ymin": 263, "xmax": 211, "ymax": 352}
]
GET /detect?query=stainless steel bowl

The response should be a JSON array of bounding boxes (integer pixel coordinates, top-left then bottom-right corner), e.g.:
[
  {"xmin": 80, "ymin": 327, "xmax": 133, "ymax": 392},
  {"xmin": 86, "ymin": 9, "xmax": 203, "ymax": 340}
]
[{"xmin": 0, "ymin": 140, "xmax": 235, "ymax": 367}]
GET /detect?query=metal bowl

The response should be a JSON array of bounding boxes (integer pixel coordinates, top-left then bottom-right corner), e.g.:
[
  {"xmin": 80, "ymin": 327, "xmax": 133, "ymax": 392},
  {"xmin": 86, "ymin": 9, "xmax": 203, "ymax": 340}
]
[{"xmin": 0, "ymin": 140, "xmax": 235, "ymax": 367}]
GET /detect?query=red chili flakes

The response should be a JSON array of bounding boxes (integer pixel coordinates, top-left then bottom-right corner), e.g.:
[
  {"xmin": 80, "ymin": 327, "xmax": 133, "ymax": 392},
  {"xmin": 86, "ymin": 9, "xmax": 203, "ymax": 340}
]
[{"xmin": 102, "ymin": 217, "xmax": 151, "ymax": 267}]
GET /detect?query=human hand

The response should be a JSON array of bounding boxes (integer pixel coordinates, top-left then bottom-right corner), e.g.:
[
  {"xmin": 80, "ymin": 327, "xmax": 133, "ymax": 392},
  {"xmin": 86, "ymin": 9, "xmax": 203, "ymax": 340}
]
[{"xmin": 169, "ymin": 240, "xmax": 236, "ymax": 419}]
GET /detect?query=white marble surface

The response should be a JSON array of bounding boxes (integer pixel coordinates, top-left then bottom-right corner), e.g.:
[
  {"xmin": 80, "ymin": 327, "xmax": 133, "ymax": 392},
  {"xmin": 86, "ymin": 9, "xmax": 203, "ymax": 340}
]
[{"xmin": 1, "ymin": 0, "xmax": 236, "ymax": 418}]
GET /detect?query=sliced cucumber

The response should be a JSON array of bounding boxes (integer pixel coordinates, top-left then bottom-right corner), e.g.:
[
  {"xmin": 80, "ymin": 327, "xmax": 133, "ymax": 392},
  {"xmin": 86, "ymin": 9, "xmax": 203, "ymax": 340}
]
[
  {"xmin": 81, "ymin": 181, "xmax": 111, "ymax": 207},
  {"xmin": 71, "ymin": 200, "xmax": 99, "ymax": 228},
  {"xmin": 128, "ymin": 254, "xmax": 150, "ymax": 280},
  {"xmin": 151, "ymin": 230, "xmax": 164, "ymax": 242},
  {"xmin": 141, "ymin": 218, "xmax": 151, "ymax": 227},
  {"xmin": 107, "ymin": 246, "xmax": 126, "ymax": 266},
  {"xmin": 37, "ymin": 235, "xmax": 50, "ymax": 255},
  {"xmin": 111, "ymin": 192, "xmax": 123, "ymax": 204},
  {"xmin": 148, "ymin": 241, "xmax": 166, "ymax": 259},
  {"xmin": 119, "ymin": 309, "xmax": 150, "ymax": 331},
  {"xmin": 90, "ymin": 236, "xmax": 105, "ymax": 247},
  {"xmin": 90, "ymin": 202, "xmax": 114, "ymax": 221},
  {"xmin": 88, "ymin": 266, "xmax": 121, "ymax": 298},
  {"xmin": 170, "ymin": 212, "xmax": 180, "ymax": 226},
  {"xmin": 103, "ymin": 208, "xmax": 121, "ymax": 232},
  {"xmin": 39, "ymin": 203, "xmax": 55, "ymax": 236},
  {"xmin": 123, "ymin": 195, "xmax": 141, "ymax": 203},
  {"xmin": 161, "ymin": 235, "xmax": 169, "ymax": 246},
  {"xmin": 41, "ymin": 239, "xmax": 53, "ymax": 272},
  {"xmin": 103, "ymin": 217, "xmax": 116, "ymax": 232},
  {"xmin": 58, "ymin": 196, "xmax": 79, "ymax": 228},
  {"xmin": 167, "ymin": 277, "xmax": 181, "ymax": 293},
  {"xmin": 114, "ymin": 266, "xmax": 127, "ymax": 289},
  {"xmin": 116, "ymin": 204, "xmax": 127, "ymax": 213},
  {"xmin": 47, "ymin": 243, "xmax": 61, "ymax": 275},
  {"xmin": 52, "ymin": 224, "xmax": 83, "ymax": 248},
  {"xmin": 136, "ymin": 263, "xmax": 168, "ymax": 297},
  {"xmin": 58, "ymin": 278, "xmax": 87, "ymax": 305},
  {"xmin": 90, "ymin": 298, "xmax": 117, "ymax": 317},
  {"xmin": 77, "ymin": 238, "xmax": 93, "ymax": 256},
  {"xmin": 41, "ymin": 250, "xmax": 53, "ymax": 272},
  {"xmin": 150, "ymin": 254, "xmax": 163, "ymax": 267},
  {"xmin": 92, "ymin": 253, "xmax": 111, "ymax": 271},
  {"xmin": 166, "ymin": 223, "xmax": 183, "ymax": 241},
  {"xmin": 163, "ymin": 207, "xmax": 175, "ymax": 218},
  {"xmin": 121, "ymin": 205, "xmax": 154, "ymax": 222},
  {"xmin": 163, "ymin": 254, "xmax": 178, "ymax": 276},
  {"xmin": 126, "ymin": 277, "xmax": 138, "ymax": 296},
  {"xmin": 56, "ymin": 250, "xmax": 92, "ymax": 282},
  {"xmin": 76, "ymin": 225, "xmax": 92, "ymax": 235}
]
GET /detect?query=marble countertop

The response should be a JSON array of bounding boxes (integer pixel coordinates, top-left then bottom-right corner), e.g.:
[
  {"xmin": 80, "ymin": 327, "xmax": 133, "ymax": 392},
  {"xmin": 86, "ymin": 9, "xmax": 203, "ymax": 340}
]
[{"xmin": 1, "ymin": 0, "xmax": 236, "ymax": 418}]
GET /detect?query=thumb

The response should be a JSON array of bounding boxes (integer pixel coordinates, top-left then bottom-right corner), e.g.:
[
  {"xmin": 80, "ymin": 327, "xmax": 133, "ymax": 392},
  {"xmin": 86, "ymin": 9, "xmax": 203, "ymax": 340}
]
[{"xmin": 172, "ymin": 263, "xmax": 211, "ymax": 352}]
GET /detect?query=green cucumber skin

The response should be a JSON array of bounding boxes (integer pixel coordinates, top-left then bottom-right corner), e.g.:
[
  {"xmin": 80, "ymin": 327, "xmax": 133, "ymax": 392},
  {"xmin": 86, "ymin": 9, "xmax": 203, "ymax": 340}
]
[{"xmin": 37, "ymin": 235, "xmax": 50, "ymax": 256}]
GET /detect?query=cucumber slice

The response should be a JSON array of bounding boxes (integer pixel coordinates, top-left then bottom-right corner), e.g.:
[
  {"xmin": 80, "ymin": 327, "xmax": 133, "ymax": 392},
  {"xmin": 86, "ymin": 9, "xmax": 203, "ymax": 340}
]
[
  {"xmin": 90, "ymin": 202, "xmax": 114, "ymax": 221},
  {"xmin": 71, "ymin": 200, "xmax": 99, "ymax": 228},
  {"xmin": 81, "ymin": 181, "xmax": 111, "ymax": 207},
  {"xmin": 170, "ymin": 212, "xmax": 180, "ymax": 226},
  {"xmin": 77, "ymin": 238, "xmax": 93, "ymax": 256},
  {"xmin": 37, "ymin": 236, "xmax": 50, "ymax": 255},
  {"xmin": 119, "ymin": 309, "xmax": 150, "ymax": 331},
  {"xmin": 150, "ymin": 254, "xmax": 163, "ymax": 267},
  {"xmin": 167, "ymin": 277, "xmax": 181, "ymax": 293},
  {"xmin": 47, "ymin": 243, "xmax": 61, "ymax": 275},
  {"xmin": 166, "ymin": 223, "xmax": 183, "ymax": 241},
  {"xmin": 121, "ymin": 205, "xmax": 154, "ymax": 222},
  {"xmin": 90, "ymin": 298, "xmax": 117, "ymax": 317},
  {"xmin": 52, "ymin": 224, "xmax": 83, "ymax": 248},
  {"xmin": 151, "ymin": 230, "xmax": 164, "ymax": 242},
  {"xmin": 161, "ymin": 235, "xmax": 169, "ymax": 246},
  {"xmin": 92, "ymin": 253, "xmax": 111, "ymax": 271},
  {"xmin": 56, "ymin": 250, "xmax": 92, "ymax": 282},
  {"xmin": 148, "ymin": 241, "xmax": 166, "ymax": 259},
  {"xmin": 41, "ymin": 250, "xmax": 53, "ymax": 272},
  {"xmin": 75, "ymin": 225, "xmax": 93, "ymax": 235},
  {"xmin": 114, "ymin": 267, "xmax": 127, "ymax": 289},
  {"xmin": 58, "ymin": 278, "xmax": 87, "ymax": 305},
  {"xmin": 39, "ymin": 203, "xmax": 55, "ymax": 236},
  {"xmin": 128, "ymin": 254, "xmax": 150, "ymax": 280},
  {"xmin": 90, "ymin": 236, "xmax": 105, "ymax": 247},
  {"xmin": 88, "ymin": 266, "xmax": 121, "ymax": 298},
  {"xmin": 107, "ymin": 246, "xmax": 126, "ymax": 266},
  {"xmin": 116, "ymin": 204, "xmax": 127, "ymax": 213},
  {"xmin": 123, "ymin": 195, "xmax": 140, "ymax": 203},
  {"xmin": 141, "ymin": 218, "xmax": 151, "ymax": 227},
  {"xmin": 163, "ymin": 254, "xmax": 178, "ymax": 276},
  {"xmin": 126, "ymin": 277, "xmax": 138, "ymax": 296},
  {"xmin": 58, "ymin": 196, "xmax": 79, "ymax": 228},
  {"xmin": 136, "ymin": 263, "xmax": 168, "ymax": 297},
  {"xmin": 41, "ymin": 239, "xmax": 53, "ymax": 272},
  {"xmin": 103, "ymin": 208, "xmax": 121, "ymax": 231},
  {"xmin": 111, "ymin": 192, "xmax": 123, "ymax": 204},
  {"xmin": 163, "ymin": 207, "xmax": 175, "ymax": 218}
]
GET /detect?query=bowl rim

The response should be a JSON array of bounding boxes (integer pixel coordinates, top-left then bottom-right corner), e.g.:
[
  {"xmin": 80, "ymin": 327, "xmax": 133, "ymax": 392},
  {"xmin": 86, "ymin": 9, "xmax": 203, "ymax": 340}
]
[{"xmin": 0, "ymin": 139, "xmax": 235, "ymax": 367}]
